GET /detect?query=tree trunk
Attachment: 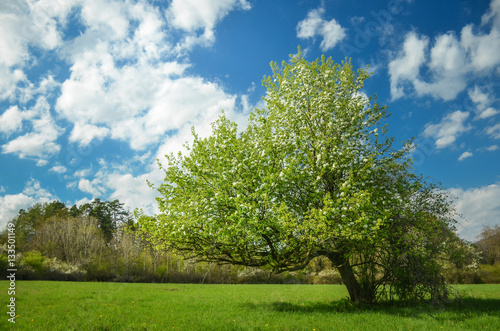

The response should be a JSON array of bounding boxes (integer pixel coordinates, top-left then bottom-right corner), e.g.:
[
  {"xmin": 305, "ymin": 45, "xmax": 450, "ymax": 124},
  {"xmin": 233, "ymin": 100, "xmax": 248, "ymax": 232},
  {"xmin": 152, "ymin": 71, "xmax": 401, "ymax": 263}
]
[{"xmin": 327, "ymin": 252, "xmax": 371, "ymax": 304}]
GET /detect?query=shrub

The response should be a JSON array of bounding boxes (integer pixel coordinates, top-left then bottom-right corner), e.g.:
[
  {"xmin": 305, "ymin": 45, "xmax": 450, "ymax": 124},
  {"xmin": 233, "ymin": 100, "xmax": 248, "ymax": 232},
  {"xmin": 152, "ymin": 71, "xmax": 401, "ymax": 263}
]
[
  {"xmin": 477, "ymin": 264, "xmax": 500, "ymax": 284},
  {"xmin": 21, "ymin": 250, "xmax": 46, "ymax": 276}
]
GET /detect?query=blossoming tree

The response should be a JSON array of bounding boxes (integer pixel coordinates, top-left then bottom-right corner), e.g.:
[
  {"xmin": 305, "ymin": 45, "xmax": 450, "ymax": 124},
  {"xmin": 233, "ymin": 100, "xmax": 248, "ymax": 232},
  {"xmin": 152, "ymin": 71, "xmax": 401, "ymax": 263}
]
[{"xmin": 138, "ymin": 50, "xmax": 471, "ymax": 304}]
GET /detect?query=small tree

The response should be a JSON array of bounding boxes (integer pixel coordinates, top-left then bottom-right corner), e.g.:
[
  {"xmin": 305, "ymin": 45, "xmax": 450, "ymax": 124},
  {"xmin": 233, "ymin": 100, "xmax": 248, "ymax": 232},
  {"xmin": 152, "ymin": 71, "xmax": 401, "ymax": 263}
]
[
  {"xmin": 139, "ymin": 49, "xmax": 466, "ymax": 304},
  {"xmin": 476, "ymin": 225, "xmax": 500, "ymax": 265}
]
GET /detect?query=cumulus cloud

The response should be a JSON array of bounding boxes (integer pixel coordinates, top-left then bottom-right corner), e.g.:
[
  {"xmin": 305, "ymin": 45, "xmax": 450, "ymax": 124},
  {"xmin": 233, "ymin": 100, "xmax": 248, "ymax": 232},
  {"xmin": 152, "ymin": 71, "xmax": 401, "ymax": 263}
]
[
  {"xmin": 297, "ymin": 7, "xmax": 347, "ymax": 51},
  {"xmin": 105, "ymin": 171, "xmax": 160, "ymax": 215},
  {"xmin": 468, "ymin": 85, "xmax": 500, "ymax": 119},
  {"xmin": 0, "ymin": 0, "xmax": 64, "ymax": 66},
  {"xmin": 0, "ymin": 66, "xmax": 27, "ymax": 101},
  {"xmin": 458, "ymin": 151, "xmax": 473, "ymax": 161},
  {"xmin": 414, "ymin": 32, "xmax": 468, "ymax": 100},
  {"xmin": 78, "ymin": 178, "xmax": 105, "ymax": 197},
  {"xmin": 19, "ymin": 75, "xmax": 60, "ymax": 104},
  {"xmin": 49, "ymin": 165, "xmax": 67, "ymax": 174},
  {"xmin": 53, "ymin": 1, "xmax": 246, "ymax": 152},
  {"xmin": 69, "ymin": 123, "xmax": 111, "ymax": 147},
  {"xmin": 450, "ymin": 183, "xmax": 500, "ymax": 241},
  {"xmin": 0, "ymin": 0, "xmax": 76, "ymax": 100},
  {"xmin": 461, "ymin": 28, "xmax": 500, "ymax": 73},
  {"xmin": 167, "ymin": 0, "xmax": 251, "ymax": 50},
  {"xmin": 388, "ymin": 32, "xmax": 428, "ymax": 99},
  {"xmin": 389, "ymin": 0, "xmax": 500, "ymax": 101},
  {"xmin": 58, "ymin": 54, "xmax": 237, "ymax": 149},
  {"xmin": 80, "ymin": 0, "xmax": 130, "ymax": 40},
  {"xmin": 1, "ymin": 97, "xmax": 64, "ymax": 162},
  {"xmin": 0, "ymin": 106, "xmax": 24, "ymax": 136},
  {"xmin": 423, "ymin": 111, "xmax": 471, "ymax": 149}
]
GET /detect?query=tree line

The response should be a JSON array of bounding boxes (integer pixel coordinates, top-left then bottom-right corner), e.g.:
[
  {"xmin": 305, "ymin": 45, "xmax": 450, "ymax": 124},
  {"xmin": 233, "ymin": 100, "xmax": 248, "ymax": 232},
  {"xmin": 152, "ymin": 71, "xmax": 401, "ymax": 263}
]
[
  {"xmin": 0, "ymin": 199, "xmax": 498, "ymax": 286},
  {"xmin": 0, "ymin": 199, "xmax": 336, "ymax": 284}
]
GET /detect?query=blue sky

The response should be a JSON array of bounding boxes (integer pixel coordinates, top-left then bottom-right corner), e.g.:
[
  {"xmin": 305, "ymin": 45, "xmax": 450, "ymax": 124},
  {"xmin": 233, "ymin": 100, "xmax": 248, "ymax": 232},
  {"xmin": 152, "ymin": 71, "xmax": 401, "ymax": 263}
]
[{"xmin": 1, "ymin": 0, "xmax": 499, "ymax": 241}]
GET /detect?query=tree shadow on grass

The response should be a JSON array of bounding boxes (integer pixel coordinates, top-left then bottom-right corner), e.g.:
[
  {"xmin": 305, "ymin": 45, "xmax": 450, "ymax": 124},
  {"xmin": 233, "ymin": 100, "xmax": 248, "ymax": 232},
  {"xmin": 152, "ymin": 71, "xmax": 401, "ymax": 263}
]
[{"xmin": 243, "ymin": 297, "xmax": 500, "ymax": 320}]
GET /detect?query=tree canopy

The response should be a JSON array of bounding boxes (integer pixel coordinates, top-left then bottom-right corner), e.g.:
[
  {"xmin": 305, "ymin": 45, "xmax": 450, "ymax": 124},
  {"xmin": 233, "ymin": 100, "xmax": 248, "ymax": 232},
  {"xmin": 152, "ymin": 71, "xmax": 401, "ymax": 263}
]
[{"xmin": 138, "ymin": 49, "xmax": 472, "ymax": 304}]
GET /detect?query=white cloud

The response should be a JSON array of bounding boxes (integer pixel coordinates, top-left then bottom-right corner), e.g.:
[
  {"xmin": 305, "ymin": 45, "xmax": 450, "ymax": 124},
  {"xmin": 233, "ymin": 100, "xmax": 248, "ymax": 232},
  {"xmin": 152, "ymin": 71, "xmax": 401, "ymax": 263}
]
[
  {"xmin": 0, "ymin": 66, "xmax": 27, "ymax": 101},
  {"xmin": 0, "ymin": 178, "xmax": 55, "ymax": 230},
  {"xmin": 423, "ymin": 111, "xmax": 471, "ymax": 149},
  {"xmin": 167, "ymin": 0, "xmax": 251, "ymax": 31},
  {"xmin": 461, "ymin": 27, "xmax": 500, "ymax": 73},
  {"xmin": 36, "ymin": 159, "xmax": 49, "ymax": 167},
  {"xmin": 482, "ymin": 0, "xmax": 500, "ymax": 27},
  {"xmin": 22, "ymin": 178, "xmax": 53, "ymax": 198},
  {"xmin": 78, "ymin": 178, "xmax": 105, "ymax": 197},
  {"xmin": 57, "ymin": 41, "xmax": 239, "ymax": 150},
  {"xmin": 49, "ymin": 165, "xmax": 67, "ymax": 174},
  {"xmin": 388, "ymin": 32, "xmax": 428, "ymax": 99},
  {"xmin": 390, "ymin": 0, "xmax": 500, "ymax": 101},
  {"xmin": 469, "ymin": 85, "xmax": 491, "ymax": 109},
  {"xmin": 105, "ymin": 172, "xmax": 160, "ymax": 215},
  {"xmin": 0, "ymin": 0, "xmax": 84, "ymax": 104},
  {"xmin": 167, "ymin": 0, "xmax": 251, "ymax": 50},
  {"xmin": 131, "ymin": 76, "xmax": 237, "ymax": 148},
  {"xmin": 486, "ymin": 144, "xmax": 499, "ymax": 151},
  {"xmin": 486, "ymin": 123, "xmax": 500, "ymax": 138},
  {"xmin": 74, "ymin": 168, "xmax": 93, "ymax": 178},
  {"xmin": 413, "ymin": 33, "xmax": 468, "ymax": 100},
  {"xmin": 127, "ymin": 2, "xmax": 168, "ymax": 60},
  {"xmin": 450, "ymin": 183, "xmax": 500, "ymax": 241},
  {"xmin": 80, "ymin": 0, "xmax": 130, "ymax": 40},
  {"xmin": 0, "ymin": 0, "xmax": 75, "ymax": 67},
  {"xmin": 480, "ymin": 107, "xmax": 500, "ymax": 119},
  {"xmin": 20, "ymin": 75, "xmax": 60, "ymax": 104},
  {"xmin": 70, "ymin": 123, "xmax": 110, "ymax": 147},
  {"xmin": 297, "ymin": 8, "xmax": 325, "ymax": 39},
  {"xmin": 389, "ymin": 31, "xmax": 468, "ymax": 101},
  {"xmin": 458, "ymin": 151, "xmax": 473, "ymax": 161},
  {"xmin": 1, "ymin": 97, "xmax": 64, "ymax": 161},
  {"xmin": 3, "ymin": 0, "xmax": 249, "ymax": 158},
  {"xmin": 468, "ymin": 85, "xmax": 500, "ymax": 119},
  {"xmin": 297, "ymin": 7, "xmax": 347, "ymax": 51},
  {"xmin": 0, "ymin": 106, "xmax": 24, "ymax": 135},
  {"xmin": 0, "ymin": 0, "xmax": 75, "ymax": 101}
]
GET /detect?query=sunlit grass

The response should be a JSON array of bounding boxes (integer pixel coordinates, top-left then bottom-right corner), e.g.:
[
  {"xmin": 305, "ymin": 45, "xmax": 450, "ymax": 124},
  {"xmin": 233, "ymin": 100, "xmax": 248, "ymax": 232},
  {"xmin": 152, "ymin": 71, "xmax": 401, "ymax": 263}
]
[{"xmin": 1, "ymin": 281, "xmax": 499, "ymax": 330}]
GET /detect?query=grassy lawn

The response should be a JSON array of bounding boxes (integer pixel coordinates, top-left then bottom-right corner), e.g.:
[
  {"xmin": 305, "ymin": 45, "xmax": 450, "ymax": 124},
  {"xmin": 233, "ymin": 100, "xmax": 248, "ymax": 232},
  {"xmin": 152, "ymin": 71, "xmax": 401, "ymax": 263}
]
[{"xmin": 1, "ymin": 281, "xmax": 499, "ymax": 330}]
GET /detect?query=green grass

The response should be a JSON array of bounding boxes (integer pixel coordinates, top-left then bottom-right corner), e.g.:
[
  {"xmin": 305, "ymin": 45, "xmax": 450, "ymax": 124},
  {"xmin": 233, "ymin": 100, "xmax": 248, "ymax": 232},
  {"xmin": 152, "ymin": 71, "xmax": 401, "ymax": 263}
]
[{"xmin": 1, "ymin": 281, "xmax": 499, "ymax": 330}]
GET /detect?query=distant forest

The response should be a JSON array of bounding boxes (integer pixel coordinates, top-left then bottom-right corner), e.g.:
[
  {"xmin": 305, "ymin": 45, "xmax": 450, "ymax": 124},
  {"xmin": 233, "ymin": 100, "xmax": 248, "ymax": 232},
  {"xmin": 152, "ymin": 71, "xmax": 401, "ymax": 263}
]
[{"xmin": 1, "ymin": 199, "xmax": 499, "ymax": 284}]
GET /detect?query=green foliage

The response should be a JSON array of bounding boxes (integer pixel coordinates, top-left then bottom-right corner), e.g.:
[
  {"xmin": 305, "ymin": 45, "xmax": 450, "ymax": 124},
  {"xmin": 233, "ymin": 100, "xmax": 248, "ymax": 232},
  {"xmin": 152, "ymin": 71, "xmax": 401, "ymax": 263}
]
[
  {"xmin": 140, "ymin": 48, "xmax": 470, "ymax": 304},
  {"xmin": 73, "ymin": 199, "xmax": 132, "ymax": 241},
  {"xmin": 1, "ymin": 199, "xmax": 132, "ymax": 254},
  {"xmin": 477, "ymin": 264, "xmax": 500, "ymax": 284},
  {"xmin": 476, "ymin": 225, "xmax": 500, "ymax": 265},
  {"xmin": 20, "ymin": 251, "xmax": 46, "ymax": 275},
  {"xmin": 2, "ymin": 201, "xmax": 69, "ymax": 252}
]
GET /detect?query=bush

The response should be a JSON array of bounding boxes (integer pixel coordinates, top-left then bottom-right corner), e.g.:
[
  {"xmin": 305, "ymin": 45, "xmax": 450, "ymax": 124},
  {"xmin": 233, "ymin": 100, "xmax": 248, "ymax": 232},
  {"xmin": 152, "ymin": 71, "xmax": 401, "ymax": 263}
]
[
  {"xmin": 17, "ymin": 251, "xmax": 87, "ymax": 281},
  {"xmin": 307, "ymin": 270, "xmax": 343, "ymax": 284},
  {"xmin": 20, "ymin": 250, "xmax": 46, "ymax": 276},
  {"xmin": 476, "ymin": 264, "xmax": 500, "ymax": 284}
]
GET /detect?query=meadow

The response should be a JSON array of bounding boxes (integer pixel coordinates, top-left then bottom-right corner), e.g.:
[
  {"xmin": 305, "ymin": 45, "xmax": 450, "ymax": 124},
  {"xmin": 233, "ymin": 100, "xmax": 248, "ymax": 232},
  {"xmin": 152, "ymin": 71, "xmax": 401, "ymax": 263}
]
[{"xmin": 1, "ymin": 281, "xmax": 499, "ymax": 330}]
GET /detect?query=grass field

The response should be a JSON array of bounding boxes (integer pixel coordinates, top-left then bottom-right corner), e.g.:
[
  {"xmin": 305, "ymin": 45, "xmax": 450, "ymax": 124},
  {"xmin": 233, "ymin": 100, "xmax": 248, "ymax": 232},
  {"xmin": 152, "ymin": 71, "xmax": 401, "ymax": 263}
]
[{"xmin": 1, "ymin": 281, "xmax": 499, "ymax": 330}]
